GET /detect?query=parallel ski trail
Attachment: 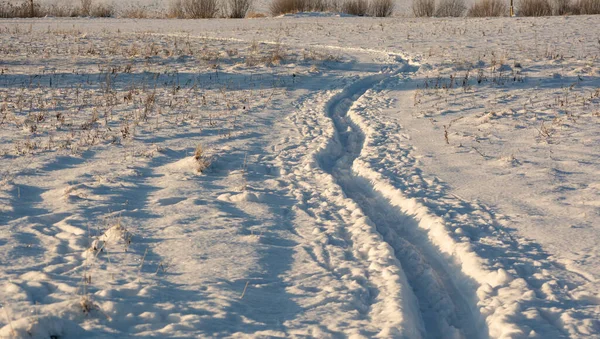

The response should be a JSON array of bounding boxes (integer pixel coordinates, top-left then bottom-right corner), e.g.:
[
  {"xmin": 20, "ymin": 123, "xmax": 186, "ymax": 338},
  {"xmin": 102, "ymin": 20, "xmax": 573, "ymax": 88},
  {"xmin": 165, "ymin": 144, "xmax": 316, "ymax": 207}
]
[{"xmin": 316, "ymin": 74, "xmax": 485, "ymax": 339}]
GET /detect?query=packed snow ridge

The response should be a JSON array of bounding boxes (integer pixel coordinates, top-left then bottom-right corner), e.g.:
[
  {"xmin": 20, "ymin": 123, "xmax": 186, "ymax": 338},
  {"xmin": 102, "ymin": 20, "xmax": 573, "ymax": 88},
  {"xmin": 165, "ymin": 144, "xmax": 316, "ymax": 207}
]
[{"xmin": 0, "ymin": 16, "xmax": 599, "ymax": 338}]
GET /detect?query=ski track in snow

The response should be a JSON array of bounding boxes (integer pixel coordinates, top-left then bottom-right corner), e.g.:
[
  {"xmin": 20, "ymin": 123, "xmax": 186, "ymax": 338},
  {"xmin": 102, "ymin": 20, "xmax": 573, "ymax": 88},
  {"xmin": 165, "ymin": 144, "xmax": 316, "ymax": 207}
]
[
  {"xmin": 316, "ymin": 72, "xmax": 484, "ymax": 339},
  {"xmin": 274, "ymin": 54, "xmax": 599, "ymax": 337}
]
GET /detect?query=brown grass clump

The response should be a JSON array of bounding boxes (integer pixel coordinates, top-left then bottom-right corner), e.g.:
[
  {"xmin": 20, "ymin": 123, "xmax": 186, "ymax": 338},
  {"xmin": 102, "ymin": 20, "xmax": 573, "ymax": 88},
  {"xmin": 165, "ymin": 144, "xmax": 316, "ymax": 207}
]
[{"xmin": 194, "ymin": 144, "xmax": 211, "ymax": 173}]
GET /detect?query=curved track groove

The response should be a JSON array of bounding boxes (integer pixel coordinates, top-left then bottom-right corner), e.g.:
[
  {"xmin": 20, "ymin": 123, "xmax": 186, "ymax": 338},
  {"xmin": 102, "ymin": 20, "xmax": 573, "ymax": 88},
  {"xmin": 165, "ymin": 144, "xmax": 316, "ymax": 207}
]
[{"xmin": 316, "ymin": 73, "xmax": 487, "ymax": 339}]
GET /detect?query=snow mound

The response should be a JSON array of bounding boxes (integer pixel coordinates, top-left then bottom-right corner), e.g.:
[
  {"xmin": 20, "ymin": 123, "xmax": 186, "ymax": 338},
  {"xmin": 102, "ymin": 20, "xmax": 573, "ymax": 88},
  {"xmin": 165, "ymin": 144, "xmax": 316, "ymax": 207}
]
[
  {"xmin": 217, "ymin": 191, "xmax": 264, "ymax": 202},
  {"xmin": 0, "ymin": 315, "xmax": 86, "ymax": 339},
  {"xmin": 162, "ymin": 156, "xmax": 207, "ymax": 174},
  {"xmin": 86, "ymin": 222, "xmax": 132, "ymax": 257}
]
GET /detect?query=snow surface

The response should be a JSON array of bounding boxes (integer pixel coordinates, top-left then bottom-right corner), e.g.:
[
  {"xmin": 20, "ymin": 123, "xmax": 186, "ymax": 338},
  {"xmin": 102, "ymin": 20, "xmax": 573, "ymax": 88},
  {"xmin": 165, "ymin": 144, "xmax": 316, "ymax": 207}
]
[{"xmin": 0, "ymin": 16, "xmax": 599, "ymax": 338}]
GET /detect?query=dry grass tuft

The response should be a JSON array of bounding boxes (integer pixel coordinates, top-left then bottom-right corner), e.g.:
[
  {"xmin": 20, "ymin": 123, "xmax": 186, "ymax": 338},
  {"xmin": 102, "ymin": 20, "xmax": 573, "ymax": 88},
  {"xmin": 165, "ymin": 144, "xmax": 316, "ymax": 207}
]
[{"xmin": 194, "ymin": 144, "xmax": 211, "ymax": 173}]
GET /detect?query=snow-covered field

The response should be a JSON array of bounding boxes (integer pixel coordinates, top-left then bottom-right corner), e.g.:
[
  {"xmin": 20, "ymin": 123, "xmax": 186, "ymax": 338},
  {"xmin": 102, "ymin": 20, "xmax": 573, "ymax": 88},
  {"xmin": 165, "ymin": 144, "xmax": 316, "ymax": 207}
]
[{"xmin": 0, "ymin": 15, "xmax": 599, "ymax": 338}]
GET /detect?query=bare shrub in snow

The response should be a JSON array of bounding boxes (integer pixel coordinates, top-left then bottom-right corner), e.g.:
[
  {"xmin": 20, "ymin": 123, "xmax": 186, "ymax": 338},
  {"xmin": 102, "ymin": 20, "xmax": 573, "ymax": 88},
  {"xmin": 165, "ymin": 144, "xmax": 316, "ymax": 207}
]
[
  {"xmin": 183, "ymin": 0, "xmax": 219, "ymax": 18},
  {"xmin": 576, "ymin": 0, "xmax": 600, "ymax": 13},
  {"xmin": 268, "ymin": 40, "xmax": 285, "ymax": 65},
  {"xmin": 467, "ymin": 0, "xmax": 508, "ymax": 16},
  {"xmin": 342, "ymin": 0, "xmax": 368, "ymax": 15},
  {"xmin": 0, "ymin": 2, "xmax": 21, "ymax": 17},
  {"xmin": 168, "ymin": 0, "xmax": 186, "ymax": 17},
  {"xmin": 309, "ymin": 0, "xmax": 329, "ymax": 11},
  {"xmin": 270, "ymin": 0, "xmax": 306, "ymax": 15},
  {"xmin": 0, "ymin": 0, "xmax": 114, "ymax": 18},
  {"xmin": 246, "ymin": 10, "xmax": 267, "ymax": 17},
  {"xmin": 0, "ymin": 1, "xmax": 40, "ymax": 17},
  {"xmin": 120, "ymin": 6, "xmax": 150, "ymax": 18},
  {"xmin": 194, "ymin": 144, "xmax": 211, "ymax": 173},
  {"xmin": 413, "ymin": 0, "xmax": 434, "ymax": 16},
  {"xmin": 80, "ymin": 0, "xmax": 92, "ymax": 15},
  {"xmin": 89, "ymin": 3, "xmax": 114, "ymax": 17},
  {"xmin": 270, "ymin": 0, "xmax": 328, "ymax": 15},
  {"xmin": 329, "ymin": 0, "xmax": 342, "ymax": 10},
  {"xmin": 553, "ymin": 0, "xmax": 573, "ymax": 13},
  {"xmin": 370, "ymin": 0, "xmax": 394, "ymax": 16},
  {"xmin": 518, "ymin": 0, "xmax": 552, "ymax": 15},
  {"xmin": 44, "ymin": 4, "xmax": 82, "ymax": 17},
  {"xmin": 435, "ymin": 0, "xmax": 466, "ymax": 16},
  {"xmin": 226, "ymin": 0, "xmax": 252, "ymax": 17},
  {"xmin": 26, "ymin": 0, "xmax": 36, "ymax": 16}
]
